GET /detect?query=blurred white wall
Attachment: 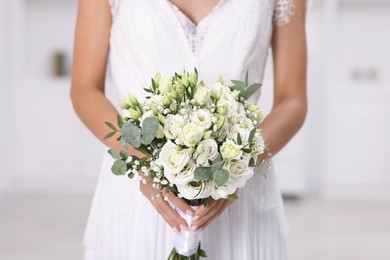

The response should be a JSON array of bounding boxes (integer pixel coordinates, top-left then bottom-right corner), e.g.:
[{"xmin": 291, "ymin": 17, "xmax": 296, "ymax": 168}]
[{"xmin": 1, "ymin": 0, "xmax": 390, "ymax": 199}]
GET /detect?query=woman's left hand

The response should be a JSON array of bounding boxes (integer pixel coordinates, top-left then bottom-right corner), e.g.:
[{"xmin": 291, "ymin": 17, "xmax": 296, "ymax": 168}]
[{"xmin": 190, "ymin": 189, "xmax": 239, "ymax": 231}]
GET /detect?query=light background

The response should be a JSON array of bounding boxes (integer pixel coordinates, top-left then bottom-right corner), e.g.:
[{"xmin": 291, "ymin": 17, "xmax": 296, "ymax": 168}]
[{"xmin": 0, "ymin": 0, "xmax": 389, "ymax": 259}]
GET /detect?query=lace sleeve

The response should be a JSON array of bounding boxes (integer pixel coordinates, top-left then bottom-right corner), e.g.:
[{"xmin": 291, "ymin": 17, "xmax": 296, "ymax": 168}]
[{"xmin": 272, "ymin": 0, "xmax": 296, "ymax": 26}]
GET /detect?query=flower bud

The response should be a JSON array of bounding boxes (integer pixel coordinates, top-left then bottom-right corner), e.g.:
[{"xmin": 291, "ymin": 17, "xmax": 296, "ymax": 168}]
[
  {"xmin": 216, "ymin": 115, "xmax": 227, "ymax": 129},
  {"xmin": 156, "ymin": 124, "xmax": 165, "ymax": 139},
  {"xmin": 247, "ymin": 104, "xmax": 260, "ymax": 112},
  {"xmin": 231, "ymin": 90, "xmax": 241, "ymax": 99},
  {"xmin": 129, "ymin": 108, "xmax": 140, "ymax": 120},
  {"xmin": 154, "ymin": 72, "xmax": 161, "ymax": 87},
  {"xmin": 216, "ymin": 87, "xmax": 223, "ymax": 100},
  {"xmin": 189, "ymin": 71, "xmax": 198, "ymax": 87},
  {"xmin": 163, "ymin": 94, "xmax": 171, "ymax": 107},
  {"xmin": 187, "ymin": 147, "xmax": 195, "ymax": 153},
  {"xmin": 218, "ymin": 74, "xmax": 224, "ymax": 84},
  {"xmin": 180, "ymin": 73, "xmax": 189, "ymax": 88},
  {"xmin": 149, "ymin": 104, "xmax": 159, "ymax": 115},
  {"xmin": 196, "ymin": 143, "xmax": 205, "ymax": 154},
  {"xmin": 127, "ymin": 93, "xmax": 139, "ymax": 107},
  {"xmin": 256, "ymin": 110, "xmax": 264, "ymax": 122},
  {"xmin": 120, "ymin": 101, "xmax": 130, "ymax": 109},
  {"xmin": 158, "ymin": 113, "xmax": 166, "ymax": 125},
  {"xmin": 203, "ymin": 130, "xmax": 212, "ymax": 140}
]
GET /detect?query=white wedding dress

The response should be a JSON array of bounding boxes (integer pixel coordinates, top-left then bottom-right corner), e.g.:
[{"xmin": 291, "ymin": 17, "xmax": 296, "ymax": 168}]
[{"xmin": 83, "ymin": 0, "xmax": 298, "ymax": 259}]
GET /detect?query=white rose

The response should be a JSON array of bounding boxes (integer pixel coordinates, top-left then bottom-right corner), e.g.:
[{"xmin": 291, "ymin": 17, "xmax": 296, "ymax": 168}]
[
  {"xmin": 194, "ymin": 139, "xmax": 219, "ymax": 166},
  {"xmin": 223, "ymin": 159, "xmax": 254, "ymax": 188},
  {"xmin": 176, "ymin": 180, "xmax": 211, "ymax": 200},
  {"xmin": 165, "ymin": 159, "xmax": 196, "ymax": 185},
  {"xmin": 220, "ymin": 140, "xmax": 243, "ymax": 161},
  {"xmin": 227, "ymin": 123, "xmax": 251, "ymax": 145},
  {"xmin": 190, "ymin": 109, "xmax": 212, "ymax": 130},
  {"xmin": 160, "ymin": 141, "xmax": 190, "ymax": 177},
  {"xmin": 180, "ymin": 123, "xmax": 204, "ymax": 147},
  {"xmin": 210, "ymin": 178, "xmax": 237, "ymax": 200},
  {"xmin": 164, "ymin": 114, "xmax": 187, "ymax": 139},
  {"xmin": 158, "ymin": 77, "xmax": 172, "ymax": 94},
  {"xmin": 194, "ymin": 85, "xmax": 211, "ymax": 106}
]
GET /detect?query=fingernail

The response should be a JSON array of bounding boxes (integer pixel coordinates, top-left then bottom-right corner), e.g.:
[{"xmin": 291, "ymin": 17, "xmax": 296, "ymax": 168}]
[
  {"xmin": 191, "ymin": 225, "xmax": 198, "ymax": 231},
  {"xmin": 192, "ymin": 215, "xmax": 200, "ymax": 221},
  {"xmin": 173, "ymin": 227, "xmax": 179, "ymax": 234},
  {"xmin": 186, "ymin": 210, "xmax": 194, "ymax": 216},
  {"xmin": 180, "ymin": 224, "xmax": 188, "ymax": 231}
]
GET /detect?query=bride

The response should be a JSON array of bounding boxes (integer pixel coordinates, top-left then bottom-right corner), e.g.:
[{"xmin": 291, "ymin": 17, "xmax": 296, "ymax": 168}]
[{"xmin": 70, "ymin": 0, "xmax": 307, "ymax": 259}]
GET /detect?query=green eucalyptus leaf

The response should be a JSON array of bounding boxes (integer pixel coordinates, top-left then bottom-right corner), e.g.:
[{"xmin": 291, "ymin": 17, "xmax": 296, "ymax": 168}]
[
  {"xmin": 245, "ymin": 70, "xmax": 249, "ymax": 86},
  {"xmin": 105, "ymin": 121, "xmax": 116, "ymax": 131},
  {"xmin": 143, "ymin": 87, "xmax": 154, "ymax": 94},
  {"xmin": 231, "ymin": 80, "xmax": 246, "ymax": 87},
  {"xmin": 244, "ymin": 83, "xmax": 262, "ymax": 100},
  {"xmin": 227, "ymin": 194, "xmax": 239, "ymax": 200},
  {"xmin": 128, "ymin": 172, "xmax": 135, "ymax": 179},
  {"xmin": 121, "ymin": 122, "xmax": 142, "ymax": 148},
  {"xmin": 121, "ymin": 138, "xmax": 128, "ymax": 151},
  {"xmin": 194, "ymin": 167, "xmax": 213, "ymax": 181},
  {"xmin": 119, "ymin": 150, "xmax": 128, "ymax": 160},
  {"xmin": 104, "ymin": 131, "xmax": 116, "ymax": 139},
  {"xmin": 213, "ymin": 169, "xmax": 229, "ymax": 187},
  {"xmin": 248, "ymin": 128, "xmax": 257, "ymax": 143},
  {"xmin": 211, "ymin": 160, "xmax": 224, "ymax": 172},
  {"xmin": 116, "ymin": 135, "xmax": 121, "ymax": 141},
  {"xmin": 140, "ymin": 117, "xmax": 158, "ymax": 145},
  {"xmin": 243, "ymin": 148, "xmax": 252, "ymax": 153},
  {"xmin": 116, "ymin": 114, "xmax": 124, "ymax": 128},
  {"xmin": 107, "ymin": 149, "xmax": 120, "ymax": 159},
  {"xmin": 249, "ymin": 157, "xmax": 255, "ymax": 167},
  {"xmin": 237, "ymin": 133, "xmax": 242, "ymax": 145},
  {"xmin": 111, "ymin": 159, "xmax": 127, "ymax": 175},
  {"xmin": 229, "ymin": 85, "xmax": 246, "ymax": 93}
]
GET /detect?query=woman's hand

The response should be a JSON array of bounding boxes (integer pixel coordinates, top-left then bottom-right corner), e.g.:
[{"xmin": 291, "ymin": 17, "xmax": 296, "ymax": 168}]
[
  {"xmin": 190, "ymin": 189, "xmax": 239, "ymax": 231},
  {"xmin": 138, "ymin": 172, "xmax": 196, "ymax": 233}
]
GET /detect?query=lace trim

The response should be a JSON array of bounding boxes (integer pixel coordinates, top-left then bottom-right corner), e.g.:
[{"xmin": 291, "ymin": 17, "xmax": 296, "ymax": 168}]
[
  {"xmin": 273, "ymin": 0, "xmax": 296, "ymax": 26},
  {"xmin": 166, "ymin": 0, "xmax": 229, "ymax": 56}
]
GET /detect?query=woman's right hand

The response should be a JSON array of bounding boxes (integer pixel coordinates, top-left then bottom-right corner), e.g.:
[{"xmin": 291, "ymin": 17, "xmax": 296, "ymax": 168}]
[{"xmin": 138, "ymin": 172, "xmax": 195, "ymax": 233}]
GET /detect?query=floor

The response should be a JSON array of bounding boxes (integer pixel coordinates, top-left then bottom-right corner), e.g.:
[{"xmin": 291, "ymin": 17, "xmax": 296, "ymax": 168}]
[{"xmin": 0, "ymin": 193, "xmax": 389, "ymax": 260}]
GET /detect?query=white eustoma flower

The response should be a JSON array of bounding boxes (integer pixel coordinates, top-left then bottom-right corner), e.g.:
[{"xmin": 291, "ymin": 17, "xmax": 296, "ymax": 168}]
[
  {"xmin": 179, "ymin": 123, "xmax": 204, "ymax": 147},
  {"xmin": 223, "ymin": 159, "xmax": 254, "ymax": 188},
  {"xmin": 194, "ymin": 85, "xmax": 211, "ymax": 106},
  {"xmin": 164, "ymin": 114, "xmax": 187, "ymax": 140},
  {"xmin": 164, "ymin": 159, "xmax": 196, "ymax": 185},
  {"xmin": 176, "ymin": 180, "xmax": 211, "ymax": 200},
  {"xmin": 220, "ymin": 139, "xmax": 243, "ymax": 161},
  {"xmin": 227, "ymin": 123, "xmax": 251, "ymax": 145},
  {"xmin": 190, "ymin": 109, "xmax": 212, "ymax": 130},
  {"xmin": 210, "ymin": 179, "xmax": 237, "ymax": 200},
  {"xmin": 251, "ymin": 132, "xmax": 266, "ymax": 156},
  {"xmin": 160, "ymin": 141, "xmax": 190, "ymax": 177},
  {"xmin": 217, "ymin": 88, "xmax": 238, "ymax": 118},
  {"xmin": 194, "ymin": 139, "xmax": 219, "ymax": 166}
]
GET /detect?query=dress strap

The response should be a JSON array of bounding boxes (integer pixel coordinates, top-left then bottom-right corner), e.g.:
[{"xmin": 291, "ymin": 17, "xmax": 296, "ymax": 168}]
[{"xmin": 108, "ymin": 0, "xmax": 124, "ymax": 17}]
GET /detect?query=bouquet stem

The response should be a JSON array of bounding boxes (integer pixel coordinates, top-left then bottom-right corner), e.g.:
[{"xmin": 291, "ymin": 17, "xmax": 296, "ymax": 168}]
[{"xmin": 167, "ymin": 242, "xmax": 207, "ymax": 260}]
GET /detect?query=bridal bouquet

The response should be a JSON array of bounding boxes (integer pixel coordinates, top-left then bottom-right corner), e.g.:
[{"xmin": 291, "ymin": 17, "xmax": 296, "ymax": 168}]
[{"xmin": 104, "ymin": 69, "xmax": 268, "ymax": 259}]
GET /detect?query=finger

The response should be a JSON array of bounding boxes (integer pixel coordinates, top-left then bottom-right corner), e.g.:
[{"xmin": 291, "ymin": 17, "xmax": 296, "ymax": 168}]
[
  {"xmin": 198, "ymin": 200, "xmax": 232, "ymax": 230},
  {"xmin": 191, "ymin": 200, "xmax": 225, "ymax": 230},
  {"xmin": 165, "ymin": 192, "xmax": 195, "ymax": 216},
  {"xmin": 153, "ymin": 198, "xmax": 190, "ymax": 230},
  {"xmin": 192, "ymin": 199, "xmax": 219, "ymax": 220}
]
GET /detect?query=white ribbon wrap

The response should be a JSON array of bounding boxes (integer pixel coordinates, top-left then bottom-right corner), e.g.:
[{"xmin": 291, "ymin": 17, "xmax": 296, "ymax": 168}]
[{"xmin": 174, "ymin": 205, "xmax": 201, "ymax": 257}]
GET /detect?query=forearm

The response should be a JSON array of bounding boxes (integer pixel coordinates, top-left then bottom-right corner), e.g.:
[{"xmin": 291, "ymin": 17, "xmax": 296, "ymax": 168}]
[
  {"xmin": 70, "ymin": 86, "xmax": 143, "ymax": 157},
  {"xmin": 258, "ymin": 97, "xmax": 307, "ymax": 158}
]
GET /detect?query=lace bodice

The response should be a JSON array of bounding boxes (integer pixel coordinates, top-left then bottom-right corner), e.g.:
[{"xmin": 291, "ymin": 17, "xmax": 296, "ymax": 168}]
[{"xmin": 84, "ymin": 0, "xmax": 302, "ymax": 250}]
